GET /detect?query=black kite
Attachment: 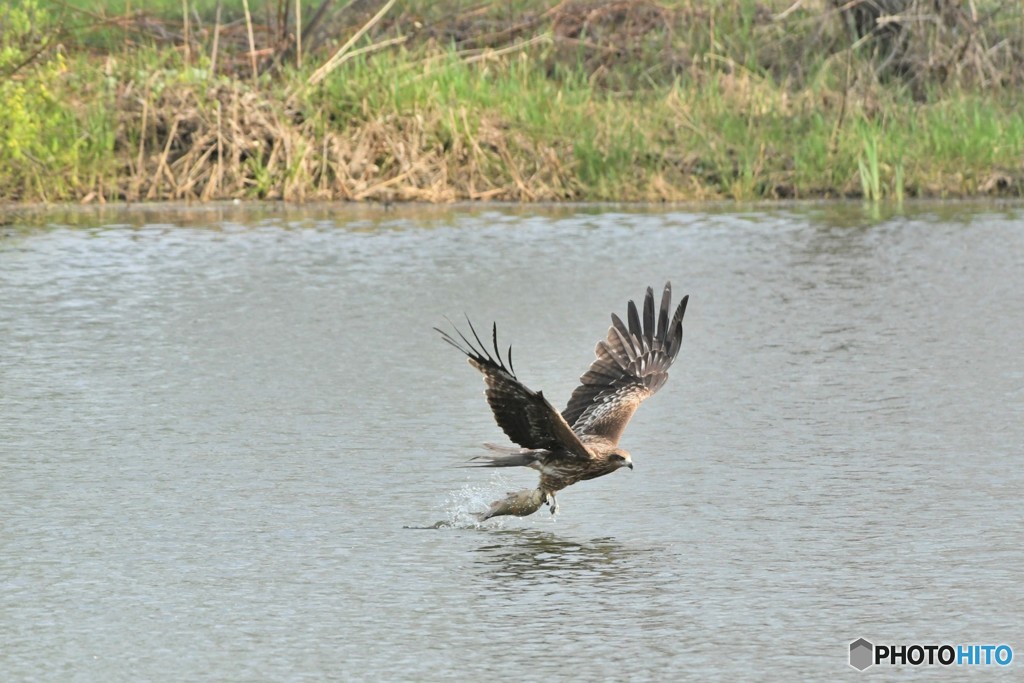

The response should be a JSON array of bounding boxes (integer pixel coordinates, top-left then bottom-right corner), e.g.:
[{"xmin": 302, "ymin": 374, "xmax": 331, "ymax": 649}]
[{"xmin": 437, "ymin": 283, "xmax": 689, "ymax": 521}]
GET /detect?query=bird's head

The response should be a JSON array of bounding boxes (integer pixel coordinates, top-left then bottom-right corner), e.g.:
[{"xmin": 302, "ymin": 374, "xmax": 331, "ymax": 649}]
[{"xmin": 609, "ymin": 449, "xmax": 633, "ymax": 471}]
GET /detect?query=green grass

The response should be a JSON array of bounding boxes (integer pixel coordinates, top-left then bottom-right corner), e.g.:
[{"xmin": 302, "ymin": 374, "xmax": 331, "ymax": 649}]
[{"xmin": 2, "ymin": 0, "xmax": 1024, "ymax": 202}]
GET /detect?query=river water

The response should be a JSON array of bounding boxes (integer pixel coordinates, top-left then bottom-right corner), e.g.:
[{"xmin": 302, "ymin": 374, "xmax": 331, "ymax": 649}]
[{"xmin": 2, "ymin": 203, "xmax": 1022, "ymax": 680}]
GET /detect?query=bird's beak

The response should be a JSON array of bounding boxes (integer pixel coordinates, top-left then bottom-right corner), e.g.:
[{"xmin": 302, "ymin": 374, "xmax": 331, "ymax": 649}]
[{"xmin": 627, "ymin": 462, "xmax": 634, "ymax": 470}]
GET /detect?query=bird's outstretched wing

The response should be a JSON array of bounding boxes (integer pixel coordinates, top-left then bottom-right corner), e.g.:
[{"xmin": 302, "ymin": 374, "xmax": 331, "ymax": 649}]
[
  {"xmin": 436, "ymin": 318, "xmax": 592, "ymax": 461},
  {"xmin": 562, "ymin": 283, "xmax": 688, "ymax": 445}
]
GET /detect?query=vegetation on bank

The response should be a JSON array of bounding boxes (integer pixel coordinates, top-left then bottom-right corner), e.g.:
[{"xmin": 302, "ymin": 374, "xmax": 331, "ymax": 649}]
[{"xmin": 2, "ymin": 0, "xmax": 1023, "ymax": 204}]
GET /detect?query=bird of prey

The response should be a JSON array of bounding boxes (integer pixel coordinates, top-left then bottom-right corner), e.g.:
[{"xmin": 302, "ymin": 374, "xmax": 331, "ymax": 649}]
[{"xmin": 436, "ymin": 283, "xmax": 688, "ymax": 521}]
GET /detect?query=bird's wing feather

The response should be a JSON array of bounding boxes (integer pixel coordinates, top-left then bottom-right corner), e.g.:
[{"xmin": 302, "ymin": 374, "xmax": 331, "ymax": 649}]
[
  {"xmin": 562, "ymin": 284, "xmax": 688, "ymax": 445},
  {"xmin": 436, "ymin": 318, "xmax": 592, "ymax": 461}
]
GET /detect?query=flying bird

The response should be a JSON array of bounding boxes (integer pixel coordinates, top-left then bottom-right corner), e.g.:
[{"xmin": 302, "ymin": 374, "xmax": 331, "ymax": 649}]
[{"xmin": 436, "ymin": 283, "xmax": 688, "ymax": 521}]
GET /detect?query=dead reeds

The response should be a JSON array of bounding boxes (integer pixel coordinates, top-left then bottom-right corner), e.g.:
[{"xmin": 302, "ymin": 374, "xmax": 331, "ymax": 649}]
[
  {"xmin": 831, "ymin": 0, "xmax": 1023, "ymax": 90},
  {"xmin": 114, "ymin": 79, "xmax": 581, "ymax": 203}
]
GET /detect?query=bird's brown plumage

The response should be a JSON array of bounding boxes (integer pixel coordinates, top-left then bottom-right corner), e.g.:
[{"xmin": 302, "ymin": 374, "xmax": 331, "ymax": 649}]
[
  {"xmin": 563, "ymin": 283, "xmax": 687, "ymax": 444},
  {"xmin": 436, "ymin": 283, "xmax": 688, "ymax": 520}
]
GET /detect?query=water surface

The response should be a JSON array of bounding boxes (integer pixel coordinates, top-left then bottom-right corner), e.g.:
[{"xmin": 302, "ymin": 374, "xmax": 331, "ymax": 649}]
[{"xmin": 2, "ymin": 203, "xmax": 1022, "ymax": 680}]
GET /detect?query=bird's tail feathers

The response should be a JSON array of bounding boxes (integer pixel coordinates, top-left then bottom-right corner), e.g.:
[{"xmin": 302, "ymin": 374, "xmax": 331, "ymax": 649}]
[
  {"xmin": 465, "ymin": 445, "xmax": 541, "ymax": 468},
  {"xmin": 482, "ymin": 442, "xmax": 524, "ymax": 453}
]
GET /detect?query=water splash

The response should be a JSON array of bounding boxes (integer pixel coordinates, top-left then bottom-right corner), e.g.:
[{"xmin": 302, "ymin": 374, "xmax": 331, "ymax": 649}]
[
  {"xmin": 441, "ymin": 475, "xmax": 512, "ymax": 528},
  {"xmin": 400, "ymin": 474, "xmax": 560, "ymax": 530}
]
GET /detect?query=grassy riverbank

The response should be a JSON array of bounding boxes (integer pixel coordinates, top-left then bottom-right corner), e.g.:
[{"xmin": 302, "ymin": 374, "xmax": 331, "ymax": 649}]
[{"xmin": 3, "ymin": 0, "xmax": 1024, "ymax": 203}]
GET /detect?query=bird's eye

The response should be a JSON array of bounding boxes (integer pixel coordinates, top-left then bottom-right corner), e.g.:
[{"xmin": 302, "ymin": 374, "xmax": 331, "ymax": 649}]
[{"xmin": 611, "ymin": 454, "xmax": 623, "ymax": 461}]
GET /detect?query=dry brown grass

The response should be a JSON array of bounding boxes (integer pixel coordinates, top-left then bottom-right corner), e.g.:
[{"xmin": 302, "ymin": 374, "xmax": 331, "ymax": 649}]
[{"xmin": 112, "ymin": 81, "xmax": 584, "ymax": 203}]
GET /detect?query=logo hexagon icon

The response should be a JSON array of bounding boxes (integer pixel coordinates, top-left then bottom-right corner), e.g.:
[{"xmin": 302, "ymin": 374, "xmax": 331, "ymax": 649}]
[{"xmin": 850, "ymin": 638, "xmax": 874, "ymax": 671}]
